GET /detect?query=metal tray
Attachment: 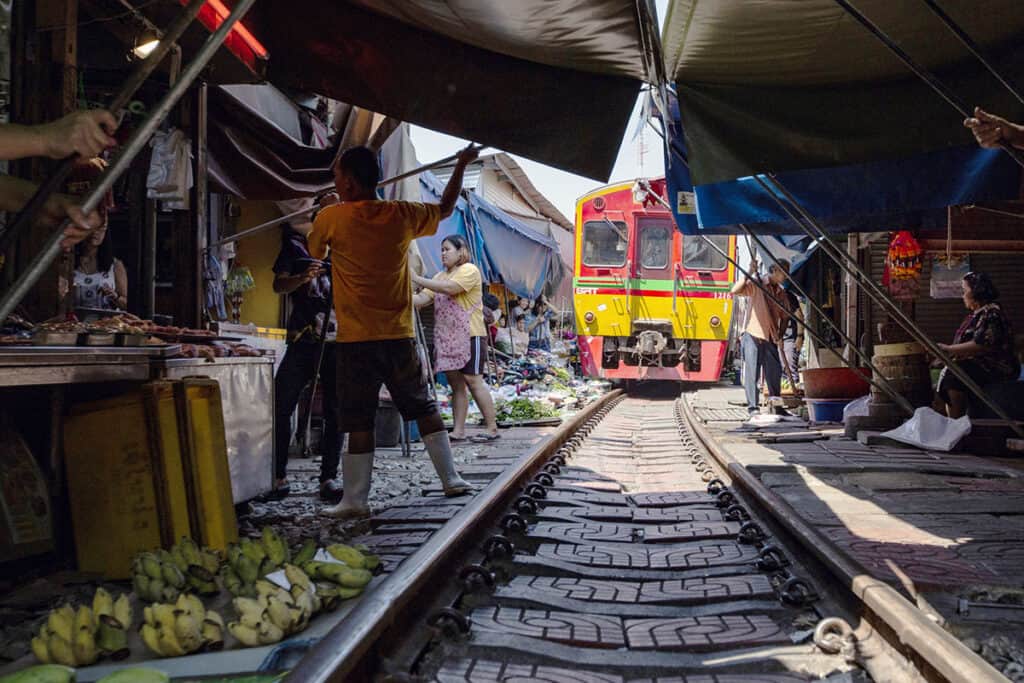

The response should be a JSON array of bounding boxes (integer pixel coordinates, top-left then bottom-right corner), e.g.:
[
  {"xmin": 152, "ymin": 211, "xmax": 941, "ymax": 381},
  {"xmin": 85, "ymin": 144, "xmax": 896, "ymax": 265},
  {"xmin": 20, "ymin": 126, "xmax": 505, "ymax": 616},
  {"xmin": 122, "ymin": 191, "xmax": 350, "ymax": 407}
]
[
  {"xmin": 116, "ymin": 333, "xmax": 148, "ymax": 347},
  {"xmin": 33, "ymin": 331, "xmax": 82, "ymax": 346},
  {"xmin": 83, "ymin": 333, "xmax": 116, "ymax": 346}
]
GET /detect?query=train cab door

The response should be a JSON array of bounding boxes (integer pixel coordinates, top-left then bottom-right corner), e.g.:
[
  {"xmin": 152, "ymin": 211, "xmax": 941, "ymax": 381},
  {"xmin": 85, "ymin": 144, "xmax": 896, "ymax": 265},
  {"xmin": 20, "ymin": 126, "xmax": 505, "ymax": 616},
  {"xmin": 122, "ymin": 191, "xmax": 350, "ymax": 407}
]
[{"xmin": 632, "ymin": 214, "xmax": 675, "ymax": 324}]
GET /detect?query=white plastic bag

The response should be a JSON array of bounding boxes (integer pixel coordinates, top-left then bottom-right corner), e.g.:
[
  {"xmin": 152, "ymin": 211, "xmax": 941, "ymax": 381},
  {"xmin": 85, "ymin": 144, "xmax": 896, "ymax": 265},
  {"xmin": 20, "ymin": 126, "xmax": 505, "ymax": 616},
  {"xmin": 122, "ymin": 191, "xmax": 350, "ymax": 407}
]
[
  {"xmin": 879, "ymin": 407, "xmax": 971, "ymax": 452},
  {"xmin": 842, "ymin": 395, "xmax": 871, "ymax": 423}
]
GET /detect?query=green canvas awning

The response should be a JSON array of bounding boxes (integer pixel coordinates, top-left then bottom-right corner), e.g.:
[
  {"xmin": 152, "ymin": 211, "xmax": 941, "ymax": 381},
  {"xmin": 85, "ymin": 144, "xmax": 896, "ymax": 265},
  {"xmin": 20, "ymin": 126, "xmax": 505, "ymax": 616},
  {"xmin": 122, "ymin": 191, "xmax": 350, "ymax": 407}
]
[{"xmin": 662, "ymin": 0, "xmax": 1024, "ymax": 185}]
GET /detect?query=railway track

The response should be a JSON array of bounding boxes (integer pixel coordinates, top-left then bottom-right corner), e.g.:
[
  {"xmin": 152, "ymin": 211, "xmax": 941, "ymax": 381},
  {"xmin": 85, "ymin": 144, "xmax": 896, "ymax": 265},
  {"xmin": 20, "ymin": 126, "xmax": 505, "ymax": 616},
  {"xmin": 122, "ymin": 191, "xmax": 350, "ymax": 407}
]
[{"xmin": 287, "ymin": 390, "xmax": 999, "ymax": 682}]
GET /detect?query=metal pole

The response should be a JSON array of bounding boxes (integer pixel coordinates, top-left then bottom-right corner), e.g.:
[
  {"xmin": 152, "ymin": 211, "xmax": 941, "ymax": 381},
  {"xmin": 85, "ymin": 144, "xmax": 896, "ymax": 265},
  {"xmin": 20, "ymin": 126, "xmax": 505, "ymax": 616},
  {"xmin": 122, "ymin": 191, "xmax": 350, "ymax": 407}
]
[
  {"xmin": 831, "ymin": 0, "xmax": 1024, "ymax": 169},
  {"xmin": 757, "ymin": 173, "xmax": 1024, "ymax": 436},
  {"xmin": 0, "ymin": 0, "xmax": 258, "ymax": 323},
  {"xmin": 742, "ymin": 227, "xmax": 914, "ymax": 413},
  {"xmin": 376, "ymin": 145, "xmax": 486, "ymax": 189},
  {"xmin": 920, "ymin": 0, "xmax": 1024, "ymax": 106},
  {"xmin": 631, "ymin": 180, "xmax": 914, "ymax": 413},
  {"xmin": 0, "ymin": 0, "xmax": 207, "ymax": 256}
]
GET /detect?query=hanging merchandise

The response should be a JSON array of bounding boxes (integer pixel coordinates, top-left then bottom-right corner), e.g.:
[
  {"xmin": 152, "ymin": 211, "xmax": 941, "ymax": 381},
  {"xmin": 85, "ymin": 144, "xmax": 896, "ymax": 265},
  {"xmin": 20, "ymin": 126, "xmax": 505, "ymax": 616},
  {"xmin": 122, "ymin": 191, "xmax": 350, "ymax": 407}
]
[
  {"xmin": 147, "ymin": 129, "xmax": 193, "ymax": 210},
  {"xmin": 884, "ymin": 231, "xmax": 923, "ymax": 301},
  {"xmin": 930, "ymin": 255, "xmax": 970, "ymax": 299}
]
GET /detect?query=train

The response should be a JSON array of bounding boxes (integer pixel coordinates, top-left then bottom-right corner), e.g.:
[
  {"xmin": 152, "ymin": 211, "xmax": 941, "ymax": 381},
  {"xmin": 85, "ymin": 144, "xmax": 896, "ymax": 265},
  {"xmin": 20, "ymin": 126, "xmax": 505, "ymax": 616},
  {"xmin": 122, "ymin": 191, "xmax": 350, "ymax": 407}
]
[{"xmin": 572, "ymin": 178, "xmax": 737, "ymax": 383}]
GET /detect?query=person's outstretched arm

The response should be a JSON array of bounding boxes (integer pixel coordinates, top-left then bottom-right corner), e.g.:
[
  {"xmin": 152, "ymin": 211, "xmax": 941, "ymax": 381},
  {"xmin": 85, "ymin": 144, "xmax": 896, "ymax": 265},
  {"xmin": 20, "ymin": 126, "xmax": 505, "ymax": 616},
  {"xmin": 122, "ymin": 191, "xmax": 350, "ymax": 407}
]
[
  {"xmin": 438, "ymin": 145, "xmax": 479, "ymax": 218},
  {"xmin": 0, "ymin": 110, "xmax": 117, "ymax": 160},
  {"xmin": 964, "ymin": 107, "xmax": 1024, "ymax": 150}
]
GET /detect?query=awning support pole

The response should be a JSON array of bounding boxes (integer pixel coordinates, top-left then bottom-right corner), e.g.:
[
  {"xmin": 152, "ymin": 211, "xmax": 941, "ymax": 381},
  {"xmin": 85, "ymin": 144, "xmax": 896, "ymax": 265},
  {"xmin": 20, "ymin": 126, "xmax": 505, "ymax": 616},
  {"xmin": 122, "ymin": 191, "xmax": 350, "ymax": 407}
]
[
  {"xmin": 757, "ymin": 173, "xmax": 1024, "ymax": 438},
  {"xmin": 741, "ymin": 226, "xmax": 914, "ymax": 414},
  {"xmin": 0, "ymin": 0, "xmax": 258, "ymax": 323},
  {"xmin": 920, "ymin": 0, "xmax": 1024, "ymax": 106},
  {"xmin": 831, "ymin": 0, "xmax": 1024, "ymax": 170},
  {"xmin": 633, "ymin": 180, "xmax": 913, "ymax": 413},
  {"xmin": 0, "ymin": 0, "xmax": 208, "ymax": 257}
]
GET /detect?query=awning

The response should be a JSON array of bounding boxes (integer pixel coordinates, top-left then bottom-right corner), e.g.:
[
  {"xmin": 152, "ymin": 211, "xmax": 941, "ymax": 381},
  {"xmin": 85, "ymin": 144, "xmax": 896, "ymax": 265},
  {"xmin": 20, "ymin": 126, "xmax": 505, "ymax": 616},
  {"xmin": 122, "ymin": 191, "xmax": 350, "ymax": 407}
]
[
  {"xmin": 417, "ymin": 172, "xmax": 562, "ymax": 300},
  {"xmin": 255, "ymin": 0, "xmax": 658, "ymax": 180},
  {"xmin": 467, "ymin": 192, "xmax": 563, "ymax": 301},
  {"xmin": 207, "ymin": 84, "xmax": 394, "ymax": 200},
  {"xmin": 660, "ymin": 1, "xmax": 1024, "ymax": 232}
]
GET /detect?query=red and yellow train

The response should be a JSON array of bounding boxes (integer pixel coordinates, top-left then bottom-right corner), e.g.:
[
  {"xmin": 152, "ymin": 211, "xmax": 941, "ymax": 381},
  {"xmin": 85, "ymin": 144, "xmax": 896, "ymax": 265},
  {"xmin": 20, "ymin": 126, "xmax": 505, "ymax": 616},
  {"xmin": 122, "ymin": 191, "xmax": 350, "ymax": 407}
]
[{"xmin": 573, "ymin": 178, "xmax": 737, "ymax": 382}]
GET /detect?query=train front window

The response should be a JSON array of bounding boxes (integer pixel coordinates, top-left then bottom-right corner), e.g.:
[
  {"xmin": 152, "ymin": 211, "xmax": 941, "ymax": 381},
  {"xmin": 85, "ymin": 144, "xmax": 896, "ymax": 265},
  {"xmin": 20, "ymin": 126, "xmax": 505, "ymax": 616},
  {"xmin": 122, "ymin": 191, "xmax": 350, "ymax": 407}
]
[
  {"xmin": 683, "ymin": 235, "xmax": 729, "ymax": 271},
  {"xmin": 582, "ymin": 220, "xmax": 628, "ymax": 267},
  {"xmin": 638, "ymin": 220, "xmax": 671, "ymax": 270}
]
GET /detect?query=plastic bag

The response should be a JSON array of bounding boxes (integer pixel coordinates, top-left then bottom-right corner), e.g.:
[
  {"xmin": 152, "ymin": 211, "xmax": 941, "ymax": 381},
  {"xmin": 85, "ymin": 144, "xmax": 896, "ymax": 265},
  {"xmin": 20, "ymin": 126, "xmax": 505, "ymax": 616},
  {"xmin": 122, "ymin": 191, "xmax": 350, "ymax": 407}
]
[
  {"xmin": 843, "ymin": 395, "xmax": 871, "ymax": 423},
  {"xmin": 879, "ymin": 407, "xmax": 971, "ymax": 452}
]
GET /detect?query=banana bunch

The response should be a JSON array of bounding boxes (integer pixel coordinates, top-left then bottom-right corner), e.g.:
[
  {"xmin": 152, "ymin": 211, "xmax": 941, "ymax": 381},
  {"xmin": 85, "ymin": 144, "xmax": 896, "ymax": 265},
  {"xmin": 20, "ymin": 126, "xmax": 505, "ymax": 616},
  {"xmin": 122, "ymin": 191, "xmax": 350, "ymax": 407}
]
[
  {"xmin": 299, "ymin": 554, "xmax": 374, "ymax": 607},
  {"xmin": 221, "ymin": 527, "xmax": 291, "ymax": 598},
  {"xmin": 169, "ymin": 536, "xmax": 222, "ymax": 595},
  {"xmin": 30, "ymin": 588, "xmax": 134, "ymax": 668},
  {"xmin": 139, "ymin": 593, "xmax": 224, "ymax": 658},
  {"xmin": 325, "ymin": 543, "xmax": 381, "ymax": 572},
  {"xmin": 227, "ymin": 565, "xmax": 319, "ymax": 647},
  {"xmin": 131, "ymin": 551, "xmax": 185, "ymax": 604}
]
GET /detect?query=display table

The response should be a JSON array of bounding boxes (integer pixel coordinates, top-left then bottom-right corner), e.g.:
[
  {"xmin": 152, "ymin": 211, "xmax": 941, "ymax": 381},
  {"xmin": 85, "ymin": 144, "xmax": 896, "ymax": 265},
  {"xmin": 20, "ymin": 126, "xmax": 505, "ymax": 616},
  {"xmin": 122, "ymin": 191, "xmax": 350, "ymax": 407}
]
[
  {"xmin": 151, "ymin": 356, "xmax": 274, "ymax": 503},
  {"xmin": 0, "ymin": 345, "xmax": 179, "ymax": 387}
]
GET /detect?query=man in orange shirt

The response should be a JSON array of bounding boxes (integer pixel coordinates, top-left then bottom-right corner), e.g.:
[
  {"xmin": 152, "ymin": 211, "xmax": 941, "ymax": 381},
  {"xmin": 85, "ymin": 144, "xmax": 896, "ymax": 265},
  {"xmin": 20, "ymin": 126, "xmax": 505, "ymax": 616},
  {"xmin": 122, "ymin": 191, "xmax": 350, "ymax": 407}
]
[
  {"xmin": 731, "ymin": 258, "xmax": 790, "ymax": 416},
  {"xmin": 309, "ymin": 144, "xmax": 478, "ymax": 519}
]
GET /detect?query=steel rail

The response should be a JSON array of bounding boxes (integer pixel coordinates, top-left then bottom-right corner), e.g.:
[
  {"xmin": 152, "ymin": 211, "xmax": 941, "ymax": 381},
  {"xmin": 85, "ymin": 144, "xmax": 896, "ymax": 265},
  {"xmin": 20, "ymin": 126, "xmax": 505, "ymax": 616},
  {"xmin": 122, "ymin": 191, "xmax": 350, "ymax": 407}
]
[
  {"xmin": 0, "ymin": 0, "xmax": 208, "ymax": 257},
  {"xmin": 831, "ymin": 0, "xmax": 1024, "ymax": 170},
  {"xmin": 632, "ymin": 180, "xmax": 913, "ymax": 414},
  {"xmin": 756, "ymin": 173, "xmax": 1024, "ymax": 438},
  {"xmin": 679, "ymin": 396, "xmax": 1007, "ymax": 683},
  {"xmin": 285, "ymin": 390, "xmax": 623, "ymax": 682},
  {"xmin": 920, "ymin": 0, "xmax": 1024, "ymax": 106},
  {"xmin": 0, "ymin": 0, "xmax": 258, "ymax": 323}
]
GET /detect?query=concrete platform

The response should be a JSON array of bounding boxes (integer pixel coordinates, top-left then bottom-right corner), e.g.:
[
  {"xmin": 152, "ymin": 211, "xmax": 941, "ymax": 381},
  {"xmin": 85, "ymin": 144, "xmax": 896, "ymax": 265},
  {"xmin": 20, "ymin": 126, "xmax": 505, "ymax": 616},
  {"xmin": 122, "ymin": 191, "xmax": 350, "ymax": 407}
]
[{"xmin": 686, "ymin": 385, "xmax": 1024, "ymax": 663}]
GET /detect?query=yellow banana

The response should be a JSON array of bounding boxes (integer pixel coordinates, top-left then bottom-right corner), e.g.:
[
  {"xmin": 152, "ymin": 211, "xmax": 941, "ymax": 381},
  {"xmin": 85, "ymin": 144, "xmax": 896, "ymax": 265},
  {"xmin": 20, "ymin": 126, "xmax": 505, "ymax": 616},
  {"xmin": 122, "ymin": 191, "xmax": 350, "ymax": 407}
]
[
  {"xmin": 201, "ymin": 619, "xmax": 224, "ymax": 650},
  {"xmin": 254, "ymin": 579, "xmax": 283, "ymax": 602},
  {"xmin": 141, "ymin": 553, "xmax": 163, "ymax": 580},
  {"xmin": 139, "ymin": 623, "xmax": 164, "ymax": 656},
  {"xmin": 157, "ymin": 627, "xmax": 187, "ymax": 657},
  {"xmin": 175, "ymin": 593, "xmax": 205, "ymax": 619},
  {"xmin": 204, "ymin": 609, "xmax": 225, "ymax": 629},
  {"xmin": 151, "ymin": 604, "xmax": 177, "ymax": 635},
  {"xmin": 326, "ymin": 544, "xmax": 367, "ymax": 569},
  {"xmin": 46, "ymin": 635, "xmax": 75, "ymax": 667},
  {"xmin": 73, "ymin": 606, "xmax": 94, "ymax": 635},
  {"xmin": 261, "ymin": 526, "xmax": 289, "ymax": 567},
  {"xmin": 257, "ymin": 621, "xmax": 284, "ymax": 645},
  {"xmin": 173, "ymin": 610, "xmax": 203, "ymax": 653},
  {"xmin": 227, "ymin": 621, "xmax": 262, "ymax": 647},
  {"xmin": 46, "ymin": 609, "xmax": 73, "ymax": 644},
  {"xmin": 72, "ymin": 628, "xmax": 98, "ymax": 666},
  {"xmin": 92, "ymin": 587, "xmax": 114, "ymax": 621},
  {"xmin": 30, "ymin": 635, "xmax": 51, "ymax": 664},
  {"xmin": 265, "ymin": 596, "xmax": 297, "ymax": 633},
  {"xmin": 283, "ymin": 564, "xmax": 313, "ymax": 592},
  {"xmin": 112, "ymin": 593, "xmax": 133, "ymax": 629}
]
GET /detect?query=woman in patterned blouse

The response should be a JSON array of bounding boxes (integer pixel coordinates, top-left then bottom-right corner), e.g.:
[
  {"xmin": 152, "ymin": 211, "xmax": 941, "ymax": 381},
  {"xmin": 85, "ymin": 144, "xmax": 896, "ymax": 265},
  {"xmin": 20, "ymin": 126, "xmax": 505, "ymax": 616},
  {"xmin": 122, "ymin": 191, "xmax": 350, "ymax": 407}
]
[{"xmin": 935, "ymin": 271, "xmax": 1020, "ymax": 418}]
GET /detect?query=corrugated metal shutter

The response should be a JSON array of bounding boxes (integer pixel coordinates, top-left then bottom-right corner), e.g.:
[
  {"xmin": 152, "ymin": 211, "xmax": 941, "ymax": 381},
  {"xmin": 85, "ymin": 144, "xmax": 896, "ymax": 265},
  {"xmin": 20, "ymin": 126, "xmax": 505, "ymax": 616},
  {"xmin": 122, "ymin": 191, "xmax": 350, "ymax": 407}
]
[{"xmin": 868, "ymin": 242, "xmax": 1024, "ymax": 343}]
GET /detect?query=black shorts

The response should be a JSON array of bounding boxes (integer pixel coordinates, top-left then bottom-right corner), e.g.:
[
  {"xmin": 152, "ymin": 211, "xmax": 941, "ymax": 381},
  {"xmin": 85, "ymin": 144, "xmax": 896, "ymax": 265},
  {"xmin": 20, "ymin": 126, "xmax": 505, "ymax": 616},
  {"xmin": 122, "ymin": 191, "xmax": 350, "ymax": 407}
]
[
  {"xmin": 458, "ymin": 336, "xmax": 486, "ymax": 376},
  {"xmin": 335, "ymin": 338, "xmax": 437, "ymax": 432}
]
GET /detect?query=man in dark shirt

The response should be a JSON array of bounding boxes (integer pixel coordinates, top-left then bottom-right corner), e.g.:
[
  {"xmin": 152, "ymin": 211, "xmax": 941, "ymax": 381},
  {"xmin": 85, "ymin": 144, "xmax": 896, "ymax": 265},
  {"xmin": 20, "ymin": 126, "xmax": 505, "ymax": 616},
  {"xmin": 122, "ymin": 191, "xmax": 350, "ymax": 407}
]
[
  {"xmin": 781, "ymin": 288, "xmax": 804, "ymax": 390},
  {"xmin": 268, "ymin": 223, "xmax": 344, "ymax": 502}
]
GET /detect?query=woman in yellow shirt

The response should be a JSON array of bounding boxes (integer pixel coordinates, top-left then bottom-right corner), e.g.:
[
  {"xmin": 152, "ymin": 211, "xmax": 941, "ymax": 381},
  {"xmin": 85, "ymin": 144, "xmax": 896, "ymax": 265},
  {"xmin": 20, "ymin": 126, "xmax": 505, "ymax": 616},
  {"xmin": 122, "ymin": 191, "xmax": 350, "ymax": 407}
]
[{"xmin": 413, "ymin": 235, "xmax": 500, "ymax": 442}]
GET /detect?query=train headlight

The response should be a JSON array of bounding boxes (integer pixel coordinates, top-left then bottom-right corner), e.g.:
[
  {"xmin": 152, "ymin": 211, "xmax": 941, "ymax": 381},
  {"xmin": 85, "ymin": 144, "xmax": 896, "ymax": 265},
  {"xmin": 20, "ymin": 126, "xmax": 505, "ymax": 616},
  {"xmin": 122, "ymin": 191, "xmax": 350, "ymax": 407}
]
[
  {"xmin": 584, "ymin": 311, "xmax": 596, "ymax": 324},
  {"xmin": 709, "ymin": 315, "xmax": 722, "ymax": 328}
]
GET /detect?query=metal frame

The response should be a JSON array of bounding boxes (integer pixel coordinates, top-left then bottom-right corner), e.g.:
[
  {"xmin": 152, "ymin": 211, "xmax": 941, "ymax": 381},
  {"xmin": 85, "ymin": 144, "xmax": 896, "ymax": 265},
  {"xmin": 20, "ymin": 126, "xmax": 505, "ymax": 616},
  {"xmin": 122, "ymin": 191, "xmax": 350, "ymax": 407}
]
[
  {"xmin": 755, "ymin": 173, "xmax": 1024, "ymax": 436},
  {"xmin": 0, "ymin": 0, "xmax": 208, "ymax": 257},
  {"xmin": 0, "ymin": 0, "xmax": 258, "ymax": 322}
]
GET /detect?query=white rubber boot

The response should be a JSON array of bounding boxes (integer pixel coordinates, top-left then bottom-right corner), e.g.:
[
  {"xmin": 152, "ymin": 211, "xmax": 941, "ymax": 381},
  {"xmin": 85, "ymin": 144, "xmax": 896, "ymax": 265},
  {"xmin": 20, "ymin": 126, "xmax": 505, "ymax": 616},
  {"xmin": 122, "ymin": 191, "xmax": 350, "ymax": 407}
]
[
  {"xmin": 422, "ymin": 431, "xmax": 473, "ymax": 497},
  {"xmin": 323, "ymin": 452, "xmax": 373, "ymax": 518}
]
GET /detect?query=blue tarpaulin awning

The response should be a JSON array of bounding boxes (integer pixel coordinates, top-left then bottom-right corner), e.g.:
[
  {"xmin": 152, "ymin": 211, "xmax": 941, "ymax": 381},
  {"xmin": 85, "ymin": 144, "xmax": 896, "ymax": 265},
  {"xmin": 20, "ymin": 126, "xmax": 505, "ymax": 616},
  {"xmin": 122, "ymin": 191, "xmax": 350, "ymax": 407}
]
[{"xmin": 417, "ymin": 172, "xmax": 561, "ymax": 300}]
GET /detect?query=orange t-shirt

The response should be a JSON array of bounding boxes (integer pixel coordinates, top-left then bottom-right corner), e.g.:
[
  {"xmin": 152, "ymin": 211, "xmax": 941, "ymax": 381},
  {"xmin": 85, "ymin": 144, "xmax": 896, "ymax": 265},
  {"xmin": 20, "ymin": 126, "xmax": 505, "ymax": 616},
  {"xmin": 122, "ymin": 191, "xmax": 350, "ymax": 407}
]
[
  {"xmin": 737, "ymin": 277, "xmax": 787, "ymax": 343},
  {"xmin": 308, "ymin": 200, "xmax": 440, "ymax": 342}
]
